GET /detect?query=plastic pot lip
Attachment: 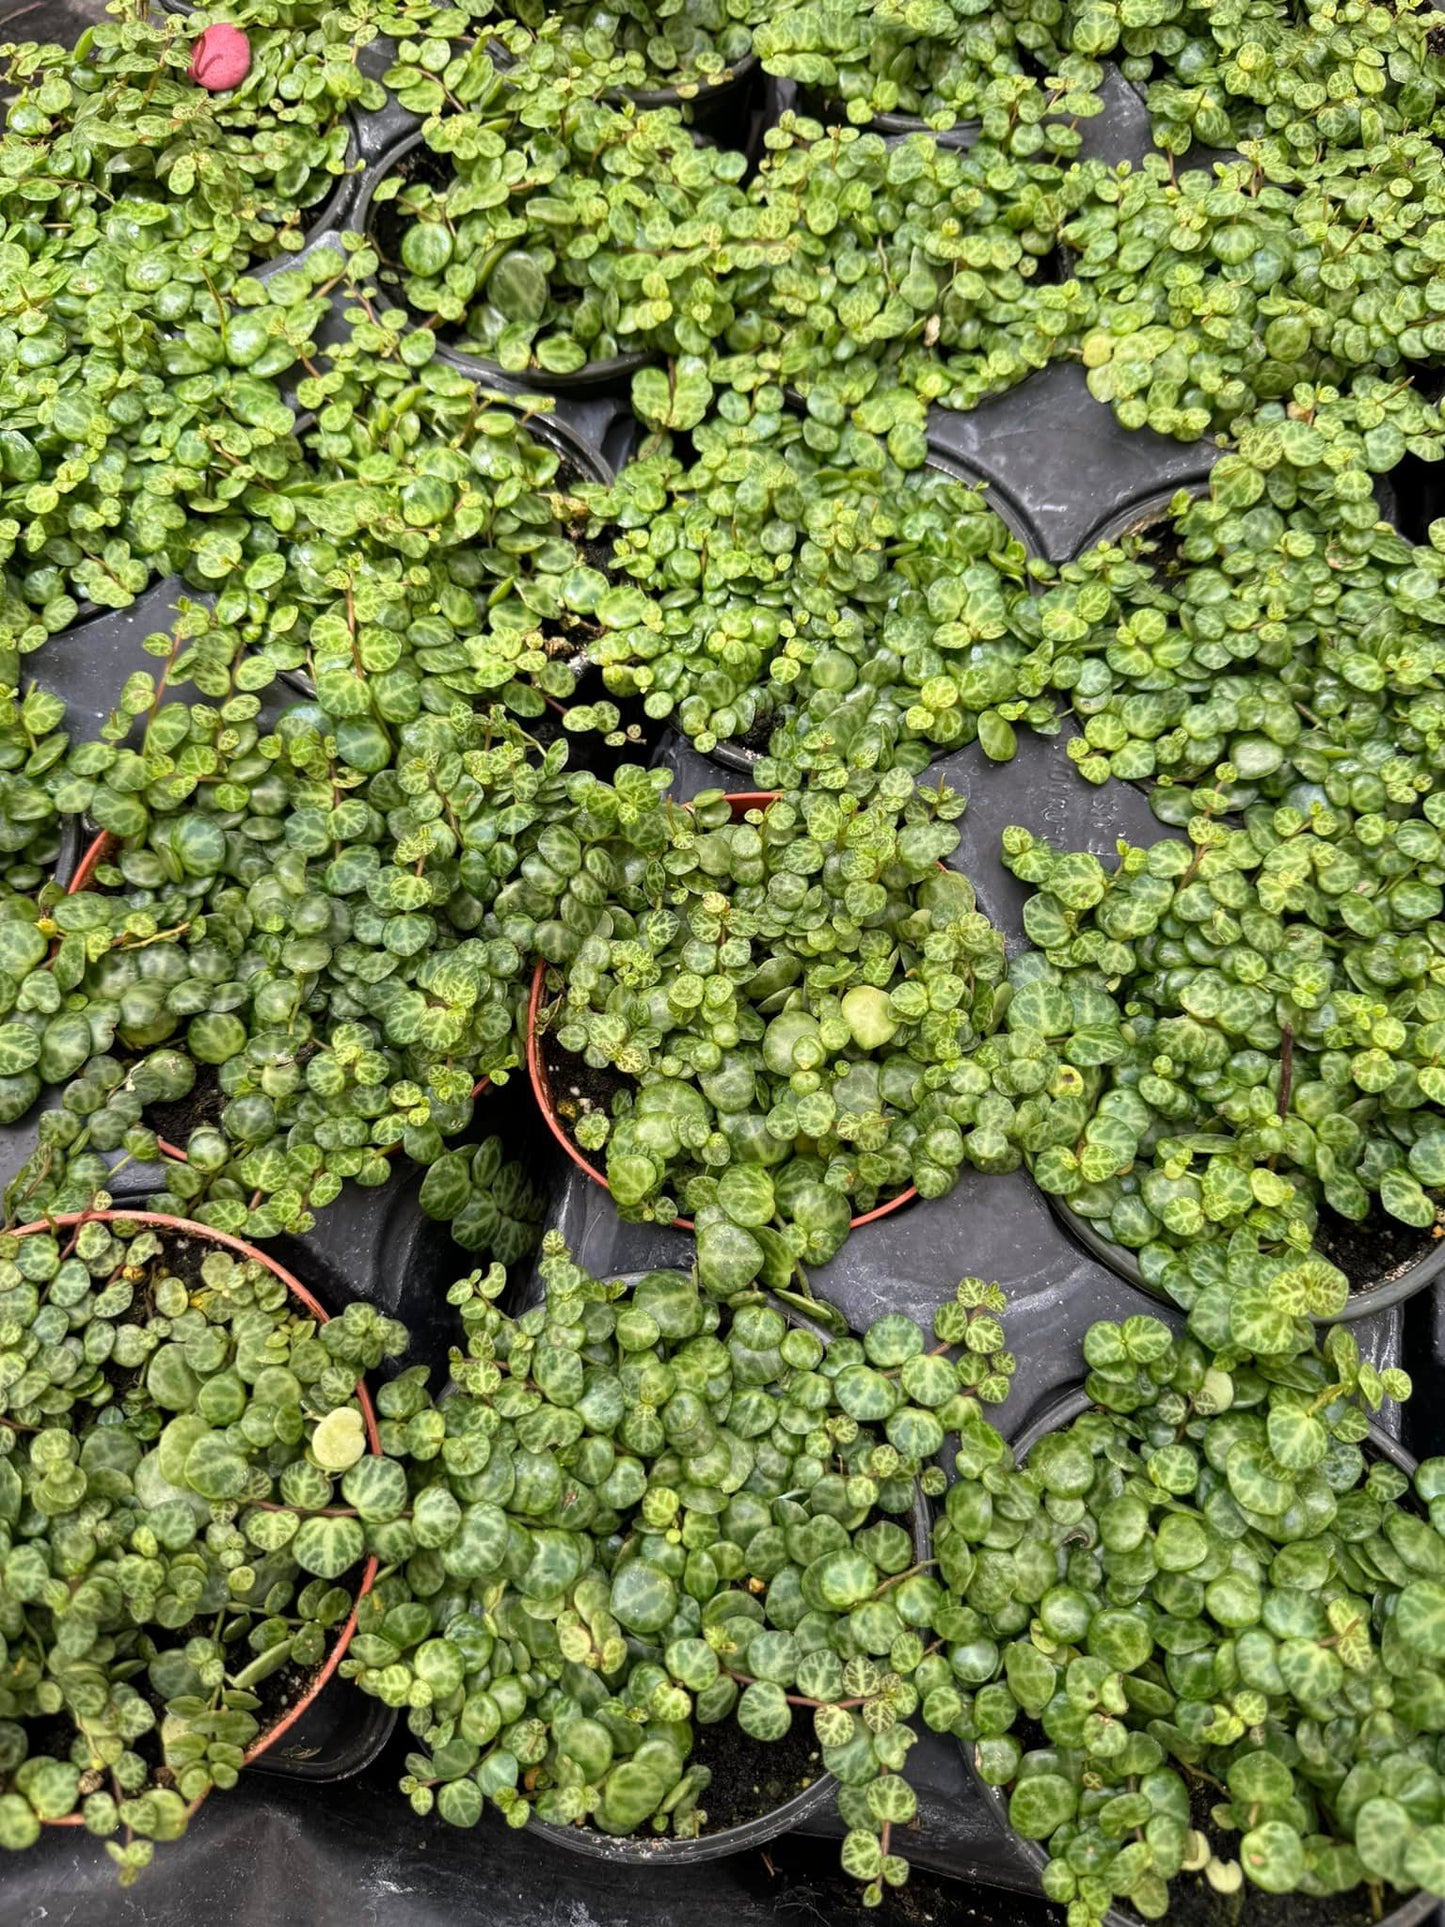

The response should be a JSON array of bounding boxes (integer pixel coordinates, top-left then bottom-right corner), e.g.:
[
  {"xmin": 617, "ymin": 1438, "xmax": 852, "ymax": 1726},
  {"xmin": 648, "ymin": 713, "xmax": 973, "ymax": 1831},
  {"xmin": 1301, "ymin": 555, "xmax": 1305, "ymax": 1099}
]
[
  {"xmin": 53, "ymin": 814, "xmax": 85, "ymax": 893},
  {"xmin": 966, "ymin": 1386, "xmax": 1427, "ymax": 1927},
  {"xmin": 797, "ymin": 89, "xmax": 977, "ymax": 148},
  {"xmin": 527, "ymin": 1764, "xmax": 832, "ymax": 1864},
  {"xmin": 712, "ymin": 738, "xmax": 762, "ymax": 774},
  {"xmin": 527, "ymin": 789, "xmax": 919, "ymax": 1229},
  {"xmin": 13, "ymin": 1208, "xmax": 380, "ymax": 1812},
  {"xmin": 355, "ymin": 126, "xmax": 657, "ymax": 396},
  {"xmin": 1044, "ymin": 1188, "xmax": 1445, "ymax": 1324},
  {"xmin": 614, "ymin": 51, "xmax": 760, "ymax": 112},
  {"xmin": 1073, "ymin": 478, "xmax": 1214, "ymax": 560},
  {"xmin": 1006, "ymin": 1383, "xmax": 1417, "ymax": 1477},
  {"xmin": 876, "ymin": 110, "xmax": 979, "ymax": 149}
]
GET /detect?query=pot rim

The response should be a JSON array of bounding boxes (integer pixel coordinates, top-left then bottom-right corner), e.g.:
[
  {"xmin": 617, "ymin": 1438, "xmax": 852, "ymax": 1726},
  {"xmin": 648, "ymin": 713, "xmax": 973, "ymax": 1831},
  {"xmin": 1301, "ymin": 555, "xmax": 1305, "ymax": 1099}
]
[
  {"xmin": 14, "ymin": 1207, "xmax": 380, "ymax": 1823},
  {"xmin": 615, "ymin": 50, "xmax": 760, "ymax": 111},
  {"xmin": 1045, "ymin": 1188, "xmax": 1445, "ymax": 1324},
  {"xmin": 353, "ymin": 125, "xmax": 657, "ymax": 393},
  {"xmin": 525, "ymin": 791, "xmax": 918, "ymax": 1230},
  {"xmin": 965, "ymin": 1384, "xmax": 1431, "ymax": 1927}
]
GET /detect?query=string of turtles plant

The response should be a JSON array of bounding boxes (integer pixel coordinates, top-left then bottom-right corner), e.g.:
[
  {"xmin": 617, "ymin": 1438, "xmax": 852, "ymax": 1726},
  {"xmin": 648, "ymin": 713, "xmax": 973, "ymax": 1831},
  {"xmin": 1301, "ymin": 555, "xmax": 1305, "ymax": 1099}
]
[
  {"xmin": 995, "ymin": 797, "xmax": 1445, "ymax": 1303},
  {"xmin": 0, "ymin": 1213, "xmax": 408, "ymax": 1879},
  {"xmin": 1041, "ymin": 377, "xmax": 1445, "ymax": 813},
  {"xmin": 719, "ymin": 114, "xmax": 1097, "ymax": 418},
  {"xmin": 0, "ymin": 10, "xmax": 378, "ymax": 271},
  {"xmin": 366, "ymin": 83, "xmax": 764, "ymax": 381},
  {"xmin": 752, "ymin": 0, "xmax": 1099, "ymax": 137},
  {"xmin": 937, "ymin": 1306, "xmax": 1445, "ymax": 1925},
  {"xmin": 1062, "ymin": 145, "xmax": 1445, "ymax": 440},
  {"xmin": 577, "ymin": 389, "xmax": 1053, "ymax": 766},
  {"xmin": 1063, "ymin": 0, "xmax": 1445, "ymax": 159},
  {"xmin": 0, "ymin": 696, "xmax": 671, "ymax": 1248},
  {"xmin": 533, "ymin": 775, "xmax": 1013, "ymax": 1293},
  {"xmin": 339, "ymin": 1234, "xmax": 1018, "ymax": 1899},
  {"xmin": 493, "ymin": 0, "xmax": 768, "ymax": 93}
]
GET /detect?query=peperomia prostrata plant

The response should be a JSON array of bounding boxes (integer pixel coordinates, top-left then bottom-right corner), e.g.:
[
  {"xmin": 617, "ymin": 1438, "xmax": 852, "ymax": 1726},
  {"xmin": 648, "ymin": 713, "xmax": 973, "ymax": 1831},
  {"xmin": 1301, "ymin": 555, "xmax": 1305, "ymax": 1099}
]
[
  {"xmin": 341, "ymin": 1235, "xmax": 1017, "ymax": 1895},
  {"xmin": 0, "ymin": 1212, "xmax": 406, "ymax": 1880}
]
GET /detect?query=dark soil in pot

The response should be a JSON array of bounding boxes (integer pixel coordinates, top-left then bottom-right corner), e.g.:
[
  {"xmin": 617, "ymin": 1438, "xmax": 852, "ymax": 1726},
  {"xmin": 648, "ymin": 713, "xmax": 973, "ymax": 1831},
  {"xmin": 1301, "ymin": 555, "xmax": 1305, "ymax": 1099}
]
[
  {"xmin": 573, "ymin": 1711, "xmax": 822, "ymax": 1845},
  {"xmin": 541, "ymin": 1033, "xmax": 630, "ymax": 1163},
  {"xmin": 146, "ymin": 1063, "xmax": 225, "ymax": 1147},
  {"xmin": 536, "ymin": 452, "xmax": 615, "ymax": 576},
  {"xmin": 678, "ymin": 1712, "xmax": 821, "ymax": 1832},
  {"xmin": 1050, "ymin": 1186, "xmax": 1445, "ymax": 1318},
  {"xmin": 1317, "ymin": 1196, "xmax": 1445, "ymax": 1293},
  {"xmin": 527, "ymin": 666, "xmax": 662, "ymax": 776},
  {"xmin": 1157, "ymin": 1774, "xmax": 1419, "ymax": 1927},
  {"xmin": 1091, "ymin": 499, "xmax": 1192, "ymax": 574}
]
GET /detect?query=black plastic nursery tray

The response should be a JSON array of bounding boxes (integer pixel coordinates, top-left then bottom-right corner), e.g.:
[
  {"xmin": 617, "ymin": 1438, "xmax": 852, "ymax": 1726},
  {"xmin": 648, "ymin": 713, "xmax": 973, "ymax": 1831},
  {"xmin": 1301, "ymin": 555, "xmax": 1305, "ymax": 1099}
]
[{"xmin": 7, "ymin": 3, "xmax": 1445, "ymax": 1924}]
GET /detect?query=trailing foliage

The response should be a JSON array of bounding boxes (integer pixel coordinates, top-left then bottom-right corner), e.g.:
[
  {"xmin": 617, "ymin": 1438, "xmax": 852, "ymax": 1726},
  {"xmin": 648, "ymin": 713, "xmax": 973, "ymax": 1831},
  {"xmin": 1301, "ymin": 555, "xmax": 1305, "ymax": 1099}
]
[
  {"xmin": 0, "ymin": 1214, "xmax": 405, "ymax": 1879},
  {"xmin": 342, "ymin": 1235, "xmax": 1016, "ymax": 1895},
  {"xmin": 1067, "ymin": 0, "xmax": 1445, "ymax": 160},
  {"xmin": 727, "ymin": 117, "xmax": 1093, "ymax": 416},
  {"xmin": 1000, "ymin": 799, "xmax": 1445, "ymax": 1296},
  {"xmin": 537, "ymin": 778, "xmax": 1009, "ymax": 1290},
  {"xmin": 0, "ymin": 11, "xmax": 375, "ymax": 271},
  {"xmin": 753, "ymin": 0, "xmax": 1100, "ymax": 139},
  {"xmin": 3, "ymin": 702, "xmax": 670, "ymax": 1246},
  {"xmin": 580, "ymin": 391, "xmax": 1048, "ymax": 765},
  {"xmin": 940, "ymin": 1309, "xmax": 1445, "ymax": 1925},
  {"xmin": 370, "ymin": 91, "xmax": 761, "ymax": 377},
  {"xmin": 497, "ymin": 0, "xmax": 765, "ymax": 91}
]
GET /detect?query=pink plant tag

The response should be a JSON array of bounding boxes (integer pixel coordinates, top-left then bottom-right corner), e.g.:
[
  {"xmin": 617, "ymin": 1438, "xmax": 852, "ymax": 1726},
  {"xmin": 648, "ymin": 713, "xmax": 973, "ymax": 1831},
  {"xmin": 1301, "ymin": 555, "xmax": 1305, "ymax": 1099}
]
[{"xmin": 188, "ymin": 23, "xmax": 251, "ymax": 92}]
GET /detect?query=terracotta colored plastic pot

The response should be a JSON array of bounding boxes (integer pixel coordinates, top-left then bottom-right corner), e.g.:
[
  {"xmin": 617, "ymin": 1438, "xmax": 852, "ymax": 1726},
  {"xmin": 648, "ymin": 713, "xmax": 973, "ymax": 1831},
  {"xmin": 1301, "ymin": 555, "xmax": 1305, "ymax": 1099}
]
[
  {"xmin": 527, "ymin": 791, "xmax": 919, "ymax": 1231},
  {"xmin": 65, "ymin": 826, "xmax": 115, "ymax": 895},
  {"xmin": 63, "ymin": 834, "xmax": 491, "ymax": 1161},
  {"xmin": 17, "ymin": 1208, "xmax": 380, "ymax": 1826}
]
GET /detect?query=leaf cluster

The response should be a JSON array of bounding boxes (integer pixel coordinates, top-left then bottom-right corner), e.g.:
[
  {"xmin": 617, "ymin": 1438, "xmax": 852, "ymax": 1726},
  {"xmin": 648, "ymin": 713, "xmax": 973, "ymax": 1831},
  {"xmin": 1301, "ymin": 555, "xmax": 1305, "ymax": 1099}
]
[
  {"xmin": 539, "ymin": 777, "xmax": 1008, "ymax": 1290},
  {"xmin": 0, "ymin": 1215, "xmax": 404, "ymax": 1878},
  {"xmin": 342, "ymin": 1234, "xmax": 1013, "ymax": 1898},
  {"xmin": 940, "ymin": 1309, "xmax": 1445, "ymax": 1924}
]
